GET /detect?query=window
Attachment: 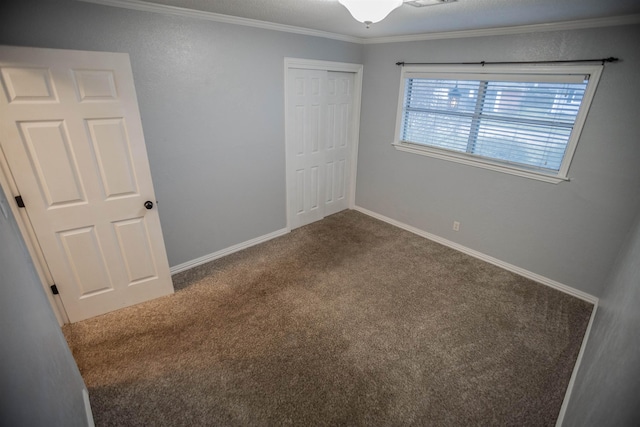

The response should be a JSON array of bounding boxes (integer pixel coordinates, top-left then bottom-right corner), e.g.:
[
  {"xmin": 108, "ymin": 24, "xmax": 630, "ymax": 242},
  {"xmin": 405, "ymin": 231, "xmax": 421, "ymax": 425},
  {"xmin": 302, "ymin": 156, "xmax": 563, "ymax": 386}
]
[{"xmin": 393, "ymin": 65, "xmax": 603, "ymax": 183}]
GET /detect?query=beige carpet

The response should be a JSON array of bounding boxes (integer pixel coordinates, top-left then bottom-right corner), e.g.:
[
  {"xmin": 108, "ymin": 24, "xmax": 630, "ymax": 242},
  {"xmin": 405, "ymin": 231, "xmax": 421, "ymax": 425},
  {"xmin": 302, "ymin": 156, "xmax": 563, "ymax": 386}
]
[{"xmin": 63, "ymin": 210, "xmax": 593, "ymax": 426}]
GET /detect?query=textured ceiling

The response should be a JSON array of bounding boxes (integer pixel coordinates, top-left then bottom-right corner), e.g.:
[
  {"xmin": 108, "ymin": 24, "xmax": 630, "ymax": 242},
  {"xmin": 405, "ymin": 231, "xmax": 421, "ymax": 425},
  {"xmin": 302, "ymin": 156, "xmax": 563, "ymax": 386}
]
[{"xmin": 127, "ymin": 0, "xmax": 640, "ymax": 38}]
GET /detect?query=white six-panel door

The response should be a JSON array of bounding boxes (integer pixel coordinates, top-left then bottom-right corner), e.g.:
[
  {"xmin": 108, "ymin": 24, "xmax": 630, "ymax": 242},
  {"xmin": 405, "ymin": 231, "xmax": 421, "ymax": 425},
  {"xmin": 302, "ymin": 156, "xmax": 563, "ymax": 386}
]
[
  {"xmin": 289, "ymin": 68, "xmax": 326, "ymax": 228},
  {"xmin": 324, "ymin": 72, "xmax": 354, "ymax": 217},
  {"xmin": 287, "ymin": 68, "xmax": 355, "ymax": 229},
  {"xmin": 0, "ymin": 46, "xmax": 174, "ymax": 322}
]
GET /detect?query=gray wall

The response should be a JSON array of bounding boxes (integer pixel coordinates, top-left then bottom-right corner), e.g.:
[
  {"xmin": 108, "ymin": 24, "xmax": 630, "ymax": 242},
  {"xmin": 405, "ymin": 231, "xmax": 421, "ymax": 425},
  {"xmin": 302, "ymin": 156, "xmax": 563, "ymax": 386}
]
[
  {"xmin": 0, "ymin": 186, "xmax": 89, "ymax": 426},
  {"xmin": 563, "ymin": 212, "xmax": 640, "ymax": 426},
  {"xmin": 0, "ymin": 0, "xmax": 362, "ymax": 267},
  {"xmin": 356, "ymin": 25, "xmax": 640, "ymax": 297}
]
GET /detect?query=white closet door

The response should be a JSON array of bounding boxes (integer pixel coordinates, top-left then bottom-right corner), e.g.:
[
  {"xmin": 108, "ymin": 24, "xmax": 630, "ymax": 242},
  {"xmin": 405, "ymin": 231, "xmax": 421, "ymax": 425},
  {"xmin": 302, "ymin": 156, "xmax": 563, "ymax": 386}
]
[
  {"xmin": 287, "ymin": 68, "xmax": 327, "ymax": 229},
  {"xmin": 324, "ymin": 72, "xmax": 354, "ymax": 217},
  {"xmin": 286, "ymin": 69, "xmax": 355, "ymax": 230}
]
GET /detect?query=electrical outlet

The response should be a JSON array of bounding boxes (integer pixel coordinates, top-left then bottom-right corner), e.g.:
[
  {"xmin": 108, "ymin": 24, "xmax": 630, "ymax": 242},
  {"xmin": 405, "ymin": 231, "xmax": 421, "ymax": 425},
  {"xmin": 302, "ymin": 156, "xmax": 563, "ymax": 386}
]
[{"xmin": 453, "ymin": 221, "xmax": 460, "ymax": 232}]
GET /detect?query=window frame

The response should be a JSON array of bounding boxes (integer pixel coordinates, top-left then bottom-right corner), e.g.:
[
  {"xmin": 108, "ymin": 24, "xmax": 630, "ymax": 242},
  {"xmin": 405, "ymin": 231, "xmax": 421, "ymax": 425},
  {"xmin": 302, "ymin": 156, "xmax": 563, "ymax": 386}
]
[{"xmin": 392, "ymin": 64, "xmax": 603, "ymax": 183}]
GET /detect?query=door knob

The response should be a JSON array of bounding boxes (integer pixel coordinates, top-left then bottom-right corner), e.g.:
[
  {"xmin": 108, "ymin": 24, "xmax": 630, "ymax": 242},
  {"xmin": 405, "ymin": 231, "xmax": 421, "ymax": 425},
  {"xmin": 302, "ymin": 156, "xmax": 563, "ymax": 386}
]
[{"xmin": 144, "ymin": 200, "xmax": 154, "ymax": 210}]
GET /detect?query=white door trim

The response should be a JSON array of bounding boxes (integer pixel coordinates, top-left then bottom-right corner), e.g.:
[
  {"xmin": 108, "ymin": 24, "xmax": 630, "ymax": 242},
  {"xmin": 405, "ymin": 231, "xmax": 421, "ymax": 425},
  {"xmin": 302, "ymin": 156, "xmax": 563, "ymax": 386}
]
[
  {"xmin": 284, "ymin": 58, "xmax": 363, "ymax": 230},
  {"xmin": 0, "ymin": 145, "xmax": 68, "ymax": 325}
]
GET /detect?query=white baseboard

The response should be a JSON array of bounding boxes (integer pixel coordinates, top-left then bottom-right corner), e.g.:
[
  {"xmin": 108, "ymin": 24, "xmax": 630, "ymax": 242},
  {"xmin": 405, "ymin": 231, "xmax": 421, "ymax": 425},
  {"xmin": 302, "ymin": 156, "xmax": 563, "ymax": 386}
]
[
  {"xmin": 169, "ymin": 227, "xmax": 290, "ymax": 275},
  {"xmin": 353, "ymin": 206, "xmax": 598, "ymax": 304},
  {"xmin": 555, "ymin": 302, "xmax": 598, "ymax": 426},
  {"xmin": 83, "ymin": 388, "xmax": 95, "ymax": 427}
]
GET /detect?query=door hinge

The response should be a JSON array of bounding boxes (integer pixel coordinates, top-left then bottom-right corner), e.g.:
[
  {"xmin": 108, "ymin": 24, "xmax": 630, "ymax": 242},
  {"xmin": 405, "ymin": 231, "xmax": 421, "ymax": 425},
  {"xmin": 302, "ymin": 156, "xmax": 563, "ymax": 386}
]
[
  {"xmin": 15, "ymin": 195, "xmax": 25, "ymax": 208},
  {"xmin": 50, "ymin": 284, "xmax": 59, "ymax": 295}
]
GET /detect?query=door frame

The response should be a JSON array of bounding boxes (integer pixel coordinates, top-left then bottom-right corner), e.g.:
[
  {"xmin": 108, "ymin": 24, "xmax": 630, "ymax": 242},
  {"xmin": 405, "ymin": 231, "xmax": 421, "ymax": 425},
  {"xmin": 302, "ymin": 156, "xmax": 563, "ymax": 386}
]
[
  {"xmin": 284, "ymin": 58, "xmax": 363, "ymax": 230},
  {"xmin": 0, "ymin": 146, "xmax": 68, "ymax": 325}
]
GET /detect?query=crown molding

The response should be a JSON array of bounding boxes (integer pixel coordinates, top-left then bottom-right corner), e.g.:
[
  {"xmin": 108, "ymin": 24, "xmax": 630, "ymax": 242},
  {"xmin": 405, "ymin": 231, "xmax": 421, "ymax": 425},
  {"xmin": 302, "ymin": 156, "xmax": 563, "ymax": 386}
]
[
  {"xmin": 76, "ymin": 0, "xmax": 365, "ymax": 44},
  {"xmin": 77, "ymin": 0, "xmax": 640, "ymax": 46},
  {"xmin": 363, "ymin": 14, "xmax": 640, "ymax": 44}
]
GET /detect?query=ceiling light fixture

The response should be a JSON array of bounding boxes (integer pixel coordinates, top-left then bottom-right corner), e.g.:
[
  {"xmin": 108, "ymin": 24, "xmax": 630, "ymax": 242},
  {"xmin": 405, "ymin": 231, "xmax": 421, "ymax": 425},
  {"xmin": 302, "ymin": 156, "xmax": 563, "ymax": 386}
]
[{"xmin": 338, "ymin": 0, "xmax": 403, "ymax": 28}]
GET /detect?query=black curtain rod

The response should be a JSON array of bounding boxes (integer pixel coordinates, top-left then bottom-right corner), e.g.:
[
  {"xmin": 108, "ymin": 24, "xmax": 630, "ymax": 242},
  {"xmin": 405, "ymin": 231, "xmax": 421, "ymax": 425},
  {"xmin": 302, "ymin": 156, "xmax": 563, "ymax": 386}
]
[{"xmin": 396, "ymin": 57, "xmax": 619, "ymax": 67}]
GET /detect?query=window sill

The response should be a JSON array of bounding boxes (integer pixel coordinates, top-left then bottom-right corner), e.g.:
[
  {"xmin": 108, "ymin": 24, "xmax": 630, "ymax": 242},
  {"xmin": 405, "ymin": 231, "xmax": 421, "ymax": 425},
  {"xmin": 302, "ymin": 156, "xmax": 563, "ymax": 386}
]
[{"xmin": 392, "ymin": 142, "xmax": 569, "ymax": 184}]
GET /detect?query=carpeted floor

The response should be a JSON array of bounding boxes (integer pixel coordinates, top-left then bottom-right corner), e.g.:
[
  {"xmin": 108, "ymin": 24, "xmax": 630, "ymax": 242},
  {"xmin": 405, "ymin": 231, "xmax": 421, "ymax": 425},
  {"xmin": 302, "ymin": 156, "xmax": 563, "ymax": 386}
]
[{"xmin": 63, "ymin": 210, "xmax": 593, "ymax": 426}]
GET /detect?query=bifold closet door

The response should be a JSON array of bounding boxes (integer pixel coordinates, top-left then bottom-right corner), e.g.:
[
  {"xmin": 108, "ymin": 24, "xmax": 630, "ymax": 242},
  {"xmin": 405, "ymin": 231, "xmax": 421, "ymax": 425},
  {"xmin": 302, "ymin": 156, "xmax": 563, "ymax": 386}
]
[{"xmin": 287, "ymin": 69, "xmax": 354, "ymax": 229}]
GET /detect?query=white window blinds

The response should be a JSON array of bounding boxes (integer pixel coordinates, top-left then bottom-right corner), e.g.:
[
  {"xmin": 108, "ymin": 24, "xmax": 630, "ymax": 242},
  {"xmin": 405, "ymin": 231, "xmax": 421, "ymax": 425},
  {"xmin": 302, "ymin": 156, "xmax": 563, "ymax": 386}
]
[
  {"xmin": 401, "ymin": 77, "xmax": 589, "ymax": 171},
  {"xmin": 394, "ymin": 65, "xmax": 602, "ymax": 181}
]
